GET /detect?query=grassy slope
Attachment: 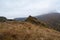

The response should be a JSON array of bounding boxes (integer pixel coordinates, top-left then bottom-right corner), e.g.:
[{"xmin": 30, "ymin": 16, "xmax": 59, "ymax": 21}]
[{"xmin": 0, "ymin": 21, "xmax": 60, "ymax": 40}]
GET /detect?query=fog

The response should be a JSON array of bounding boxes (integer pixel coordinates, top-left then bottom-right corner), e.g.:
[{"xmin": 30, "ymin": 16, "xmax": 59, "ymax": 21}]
[{"xmin": 0, "ymin": 0, "xmax": 60, "ymax": 18}]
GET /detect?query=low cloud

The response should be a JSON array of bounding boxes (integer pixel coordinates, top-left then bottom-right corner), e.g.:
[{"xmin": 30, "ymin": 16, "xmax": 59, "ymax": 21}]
[{"xmin": 0, "ymin": 0, "xmax": 60, "ymax": 18}]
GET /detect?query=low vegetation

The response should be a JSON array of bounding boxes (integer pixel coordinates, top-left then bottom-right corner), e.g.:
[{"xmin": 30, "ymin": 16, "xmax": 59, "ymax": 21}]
[
  {"xmin": 0, "ymin": 21, "xmax": 60, "ymax": 40},
  {"xmin": 0, "ymin": 16, "xmax": 60, "ymax": 40}
]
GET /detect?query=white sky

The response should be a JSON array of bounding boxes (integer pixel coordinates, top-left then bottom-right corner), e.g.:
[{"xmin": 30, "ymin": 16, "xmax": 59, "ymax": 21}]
[{"xmin": 0, "ymin": 0, "xmax": 60, "ymax": 19}]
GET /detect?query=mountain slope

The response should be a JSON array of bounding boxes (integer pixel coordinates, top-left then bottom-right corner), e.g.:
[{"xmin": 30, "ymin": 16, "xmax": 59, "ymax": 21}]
[
  {"xmin": 0, "ymin": 16, "xmax": 60, "ymax": 40},
  {"xmin": 36, "ymin": 13, "xmax": 60, "ymax": 31},
  {"xmin": 0, "ymin": 21, "xmax": 60, "ymax": 40},
  {"xmin": 14, "ymin": 13, "xmax": 60, "ymax": 31}
]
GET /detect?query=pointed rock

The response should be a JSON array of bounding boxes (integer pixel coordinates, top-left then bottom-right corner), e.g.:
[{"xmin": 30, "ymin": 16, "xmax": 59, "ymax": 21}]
[{"xmin": 25, "ymin": 15, "xmax": 41, "ymax": 25}]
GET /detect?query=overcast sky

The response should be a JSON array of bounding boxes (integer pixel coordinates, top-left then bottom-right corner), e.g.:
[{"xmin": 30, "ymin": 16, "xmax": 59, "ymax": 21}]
[{"xmin": 0, "ymin": 0, "xmax": 60, "ymax": 19}]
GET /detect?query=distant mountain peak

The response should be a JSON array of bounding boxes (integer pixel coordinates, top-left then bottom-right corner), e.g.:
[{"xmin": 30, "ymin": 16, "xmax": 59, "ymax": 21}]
[{"xmin": 36, "ymin": 12, "xmax": 60, "ymax": 31}]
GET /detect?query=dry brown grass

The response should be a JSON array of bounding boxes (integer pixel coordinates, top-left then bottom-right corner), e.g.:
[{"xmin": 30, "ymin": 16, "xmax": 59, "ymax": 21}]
[{"xmin": 0, "ymin": 21, "xmax": 60, "ymax": 40}]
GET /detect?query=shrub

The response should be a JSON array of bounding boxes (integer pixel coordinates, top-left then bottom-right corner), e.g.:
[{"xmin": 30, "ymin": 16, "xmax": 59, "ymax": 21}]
[{"xmin": 0, "ymin": 16, "xmax": 7, "ymax": 22}]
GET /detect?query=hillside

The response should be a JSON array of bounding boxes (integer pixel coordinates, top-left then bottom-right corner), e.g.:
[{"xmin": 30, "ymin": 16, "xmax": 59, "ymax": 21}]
[
  {"xmin": 0, "ymin": 16, "xmax": 60, "ymax": 40},
  {"xmin": 36, "ymin": 13, "xmax": 60, "ymax": 31},
  {"xmin": 14, "ymin": 13, "xmax": 60, "ymax": 31}
]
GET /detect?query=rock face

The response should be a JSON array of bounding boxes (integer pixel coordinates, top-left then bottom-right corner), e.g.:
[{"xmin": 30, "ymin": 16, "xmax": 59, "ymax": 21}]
[
  {"xmin": 25, "ymin": 16, "xmax": 46, "ymax": 27},
  {"xmin": 25, "ymin": 16, "xmax": 41, "ymax": 25}
]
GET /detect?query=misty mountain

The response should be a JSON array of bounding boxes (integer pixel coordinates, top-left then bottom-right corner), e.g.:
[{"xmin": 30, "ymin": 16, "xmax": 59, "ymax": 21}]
[
  {"xmin": 36, "ymin": 13, "xmax": 60, "ymax": 31},
  {"xmin": 14, "ymin": 17, "xmax": 26, "ymax": 21},
  {"xmin": 15, "ymin": 12, "xmax": 60, "ymax": 31}
]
